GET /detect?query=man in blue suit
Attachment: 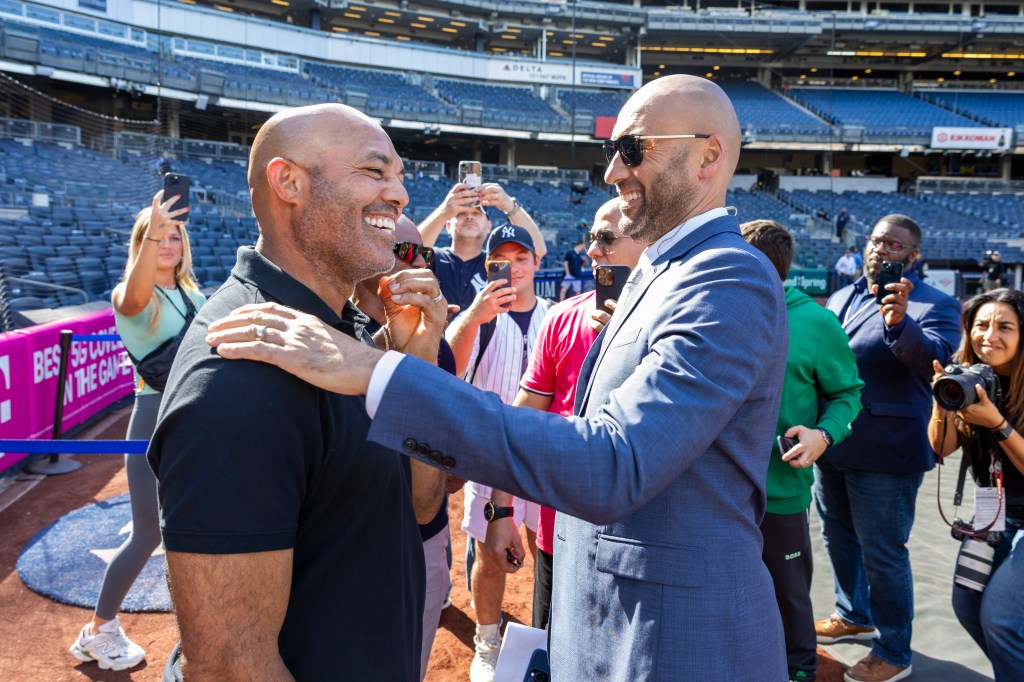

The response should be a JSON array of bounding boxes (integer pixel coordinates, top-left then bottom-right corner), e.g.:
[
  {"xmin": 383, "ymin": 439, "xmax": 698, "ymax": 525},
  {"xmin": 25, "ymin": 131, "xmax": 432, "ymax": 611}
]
[
  {"xmin": 814, "ymin": 214, "xmax": 961, "ymax": 682},
  {"xmin": 206, "ymin": 75, "xmax": 789, "ymax": 680}
]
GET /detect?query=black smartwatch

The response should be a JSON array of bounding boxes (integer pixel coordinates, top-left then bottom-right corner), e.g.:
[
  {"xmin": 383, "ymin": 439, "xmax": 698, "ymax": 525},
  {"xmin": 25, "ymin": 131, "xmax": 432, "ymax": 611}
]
[{"xmin": 484, "ymin": 501, "xmax": 514, "ymax": 523}]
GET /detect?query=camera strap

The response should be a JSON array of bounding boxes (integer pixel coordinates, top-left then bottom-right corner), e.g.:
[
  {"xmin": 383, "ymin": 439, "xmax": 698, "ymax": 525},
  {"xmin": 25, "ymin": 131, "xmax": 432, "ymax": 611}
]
[
  {"xmin": 937, "ymin": 425, "xmax": 1003, "ymax": 536},
  {"xmin": 939, "ymin": 430, "xmax": 1004, "ymax": 538}
]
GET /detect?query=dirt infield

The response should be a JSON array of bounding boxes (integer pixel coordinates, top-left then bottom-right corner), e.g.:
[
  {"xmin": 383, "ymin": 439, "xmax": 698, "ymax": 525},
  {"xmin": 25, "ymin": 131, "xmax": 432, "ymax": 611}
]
[{"xmin": 0, "ymin": 405, "xmax": 846, "ymax": 681}]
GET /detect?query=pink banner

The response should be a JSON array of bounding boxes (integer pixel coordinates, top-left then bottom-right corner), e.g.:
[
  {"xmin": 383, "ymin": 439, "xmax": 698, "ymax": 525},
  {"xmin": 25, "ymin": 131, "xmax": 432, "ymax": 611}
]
[{"xmin": 0, "ymin": 309, "xmax": 134, "ymax": 474}]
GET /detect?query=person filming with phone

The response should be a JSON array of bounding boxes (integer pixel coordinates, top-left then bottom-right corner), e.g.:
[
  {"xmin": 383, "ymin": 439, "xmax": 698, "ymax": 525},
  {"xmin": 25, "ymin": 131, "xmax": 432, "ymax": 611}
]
[
  {"xmin": 928, "ymin": 288, "xmax": 1024, "ymax": 681},
  {"xmin": 509, "ymin": 198, "xmax": 645, "ymax": 635},
  {"xmin": 416, "ymin": 172, "xmax": 546, "ymax": 314},
  {"xmin": 70, "ymin": 189, "xmax": 201, "ymax": 672},
  {"xmin": 443, "ymin": 223, "xmax": 552, "ymax": 682},
  {"xmin": 742, "ymin": 219, "xmax": 863, "ymax": 682},
  {"xmin": 816, "ymin": 214, "xmax": 961, "ymax": 682}
]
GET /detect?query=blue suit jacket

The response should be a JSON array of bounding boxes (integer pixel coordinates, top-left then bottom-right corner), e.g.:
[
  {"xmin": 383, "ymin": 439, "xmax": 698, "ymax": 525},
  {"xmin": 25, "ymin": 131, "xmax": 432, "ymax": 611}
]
[
  {"xmin": 369, "ymin": 215, "xmax": 789, "ymax": 680},
  {"xmin": 824, "ymin": 273, "xmax": 961, "ymax": 473}
]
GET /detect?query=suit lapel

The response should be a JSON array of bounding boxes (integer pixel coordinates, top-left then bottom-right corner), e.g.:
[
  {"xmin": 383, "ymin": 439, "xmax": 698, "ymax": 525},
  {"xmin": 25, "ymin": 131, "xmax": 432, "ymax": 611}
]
[{"xmin": 575, "ymin": 214, "xmax": 742, "ymax": 415}]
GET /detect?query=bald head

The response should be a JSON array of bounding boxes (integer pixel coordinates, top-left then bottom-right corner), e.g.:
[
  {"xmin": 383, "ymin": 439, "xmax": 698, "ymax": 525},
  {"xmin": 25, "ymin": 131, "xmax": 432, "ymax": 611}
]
[
  {"xmin": 249, "ymin": 104, "xmax": 384, "ymax": 224},
  {"xmin": 593, "ymin": 198, "xmax": 623, "ymax": 232},
  {"xmin": 394, "ymin": 214, "xmax": 422, "ymax": 246},
  {"xmin": 616, "ymin": 75, "xmax": 741, "ymax": 178}
]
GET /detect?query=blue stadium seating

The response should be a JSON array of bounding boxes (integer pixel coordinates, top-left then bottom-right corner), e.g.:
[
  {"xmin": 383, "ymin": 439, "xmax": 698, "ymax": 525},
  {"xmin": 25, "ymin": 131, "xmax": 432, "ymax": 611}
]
[
  {"xmin": 304, "ymin": 62, "xmax": 456, "ymax": 121},
  {"xmin": 718, "ymin": 81, "xmax": 832, "ymax": 137},
  {"xmin": 787, "ymin": 88, "xmax": 977, "ymax": 137},
  {"xmin": 556, "ymin": 89, "xmax": 627, "ymax": 118},
  {"xmin": 435, "ymin": 79, "xmax": 567, "ymax": 132},
  {"xmin": 917, "ymin": 91, "xmax": 1024, "ymax": 128}
]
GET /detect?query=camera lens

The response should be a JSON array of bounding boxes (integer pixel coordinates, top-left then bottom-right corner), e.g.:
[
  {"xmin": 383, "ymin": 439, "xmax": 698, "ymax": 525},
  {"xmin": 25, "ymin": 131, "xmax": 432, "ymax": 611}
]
[{"xmin": 933, "ymin": 375, "xmax": 978, "ymax": 411}]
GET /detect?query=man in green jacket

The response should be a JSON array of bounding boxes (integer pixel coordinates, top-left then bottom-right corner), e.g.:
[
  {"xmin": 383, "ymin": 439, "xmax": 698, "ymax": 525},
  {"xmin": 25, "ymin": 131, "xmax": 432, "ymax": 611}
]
[{"xmin": 742, "ymin": 220, "xmax": 864, "ymax": 682}]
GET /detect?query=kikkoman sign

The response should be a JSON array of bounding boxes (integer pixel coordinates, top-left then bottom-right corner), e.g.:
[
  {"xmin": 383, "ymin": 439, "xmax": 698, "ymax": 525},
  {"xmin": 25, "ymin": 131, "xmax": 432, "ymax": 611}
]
[{"xmin": 931, "ymin": 127, "xmax": 1013, "ymax": 151}]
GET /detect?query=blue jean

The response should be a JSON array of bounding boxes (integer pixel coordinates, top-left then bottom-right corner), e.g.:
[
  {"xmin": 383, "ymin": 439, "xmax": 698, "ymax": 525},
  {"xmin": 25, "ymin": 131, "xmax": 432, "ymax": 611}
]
[
  {"xmin": 813, "ymin": 459, "xmax": 924, "ymax": 667},
  {"xmin": 951, "ymin": 512, "xmax": 1024, "ymax": 682}
]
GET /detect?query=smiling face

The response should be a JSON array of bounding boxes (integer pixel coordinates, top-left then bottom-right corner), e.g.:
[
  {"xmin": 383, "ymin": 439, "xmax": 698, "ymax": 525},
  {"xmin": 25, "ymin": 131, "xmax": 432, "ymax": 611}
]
[
  {"xmin": 971, "ymin": 301, "xmax": 1020, "ymax": 375},
  {"xmin": 488, "ymin": 242, "xmax": 538, "ymax": 298},
  {"xmin": 603, "ymin": 75, "xmax": 740, "ymax": 246},
  {"xmin": 294, "ymin": 124, "xmax": 407, "ymax": 289}
]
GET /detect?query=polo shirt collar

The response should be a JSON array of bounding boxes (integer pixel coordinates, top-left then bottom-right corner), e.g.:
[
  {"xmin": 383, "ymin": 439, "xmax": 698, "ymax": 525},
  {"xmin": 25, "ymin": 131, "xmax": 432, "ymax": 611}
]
[{"xmin": 230, "ymin": 246, "xmax": 370, "ymax": 339}]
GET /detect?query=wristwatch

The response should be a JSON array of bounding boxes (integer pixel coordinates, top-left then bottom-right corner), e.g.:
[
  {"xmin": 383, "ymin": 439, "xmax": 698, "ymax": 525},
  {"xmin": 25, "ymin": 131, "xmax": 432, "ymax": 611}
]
[
  {"xmin": 816, "ymin": 428, "xmax": 834, "ymax": 448},
  {"xmin": 505, "ymin": 198, "xmax": 521, "ymax": 218},
  {"xmin": 484, "ymin": 501, "xmax": 514, "ymax": 523},
  {"xmin": 991, "ymin": 421, "xmax": 1014, "ymax": 442}
]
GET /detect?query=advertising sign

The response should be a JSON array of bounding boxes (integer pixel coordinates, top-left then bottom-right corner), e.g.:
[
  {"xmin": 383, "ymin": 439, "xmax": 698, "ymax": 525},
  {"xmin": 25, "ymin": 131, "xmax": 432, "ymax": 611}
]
[
  {"xmin": 486, "ymin": 59, "xmax": 638, "ymax": 89},
  {"xmin": 930, "ymin": 127, "xmax": 1013, "ymax": 151},
  {"xmin": 785, "ymin": 269, "xmax": 829, "ymax": 296},
  {"xmin": 0, "ymin": 309, "xmax": 134, "ymax": 474}
]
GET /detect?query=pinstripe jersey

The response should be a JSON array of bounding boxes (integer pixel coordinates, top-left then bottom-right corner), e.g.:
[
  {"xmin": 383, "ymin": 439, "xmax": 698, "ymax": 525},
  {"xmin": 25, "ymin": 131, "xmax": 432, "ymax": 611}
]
[{"xmin": 465, "ymin": 298, "xmax": 554, "ymax": 404}]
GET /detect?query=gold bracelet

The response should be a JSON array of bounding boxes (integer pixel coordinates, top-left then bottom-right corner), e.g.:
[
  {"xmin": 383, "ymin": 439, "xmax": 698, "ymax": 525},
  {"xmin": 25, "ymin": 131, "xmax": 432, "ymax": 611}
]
[
  {"xmin": 382, "ymin": 326, "xmax": 394, "ymax": 351},
  {"xmin": 933, "ymin": 412, "xmax": 945, "ymax": 423}
]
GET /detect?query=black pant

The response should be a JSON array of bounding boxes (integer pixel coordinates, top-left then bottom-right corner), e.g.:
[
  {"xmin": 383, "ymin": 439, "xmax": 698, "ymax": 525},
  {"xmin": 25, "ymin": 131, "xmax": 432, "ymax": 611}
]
[
  {"xmin": 532, "ymin": 548, "xmax": 553, "ymax": 629},
  {"xmin": 761, "ymin": 510, "xmax": 817, "ymax": 680}
]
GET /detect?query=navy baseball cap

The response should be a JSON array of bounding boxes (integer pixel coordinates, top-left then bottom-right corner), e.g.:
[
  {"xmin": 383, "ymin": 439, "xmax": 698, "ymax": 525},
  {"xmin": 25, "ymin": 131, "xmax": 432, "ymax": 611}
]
[{"xmin": 486, "ymin": 223, "xmax": 535, "ymax": 256}]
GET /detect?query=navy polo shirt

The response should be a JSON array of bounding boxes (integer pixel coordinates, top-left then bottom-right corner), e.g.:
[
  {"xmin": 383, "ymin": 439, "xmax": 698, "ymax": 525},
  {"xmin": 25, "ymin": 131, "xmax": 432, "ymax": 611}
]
[{"xmin": 150, "ymin": 246, "xmax": 423, "ymax": 680}]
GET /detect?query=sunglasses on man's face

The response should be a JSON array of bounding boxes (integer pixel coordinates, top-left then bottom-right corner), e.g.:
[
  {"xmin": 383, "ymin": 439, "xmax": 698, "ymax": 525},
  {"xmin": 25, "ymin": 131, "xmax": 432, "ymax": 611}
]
[
  {"xmin": 602, "ymin": 134, "xmax": 712, "ymax": 167},
  {"xmin": 584, "ymin": 229, "xmax": 620, "ymax": 252},
  {"xmin": 394, "ymin": 241, "xmax": 434, "ymax": 266}
]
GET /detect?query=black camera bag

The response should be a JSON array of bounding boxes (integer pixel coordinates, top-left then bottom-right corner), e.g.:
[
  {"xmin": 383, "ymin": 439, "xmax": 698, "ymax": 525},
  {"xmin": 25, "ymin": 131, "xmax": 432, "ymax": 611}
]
[{"xmin": 124, "ymin": 288, "xmax": 198, "ymax": 393}]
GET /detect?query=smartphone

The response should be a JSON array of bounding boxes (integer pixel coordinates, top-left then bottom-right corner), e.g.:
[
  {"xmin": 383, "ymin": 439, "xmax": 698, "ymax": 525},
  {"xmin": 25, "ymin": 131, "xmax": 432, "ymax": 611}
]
[
  {"xmin": 595, "ymin": 265, "xmax": 631, "ymax": 312},
  {"xmin": 458, "ymin": 160, "xmax": 482, "ymax": 207},
  {"xmin": 162, "ymin": 172, "xmax": 190, "ymax": 217},
  {"xmin": 777, "ymin": 435, "xmax": 798, "ymax": 454},
  {"xmin": 525, "ymin": 647, "xmax": 551, "ymax": 682},
  {"xmin": 487, "ymin": 259, "xmax": 511, "ymax": 311},
  {"xmin": 874, "ymin": 260, "xmax": 904, "ymax": 304}
]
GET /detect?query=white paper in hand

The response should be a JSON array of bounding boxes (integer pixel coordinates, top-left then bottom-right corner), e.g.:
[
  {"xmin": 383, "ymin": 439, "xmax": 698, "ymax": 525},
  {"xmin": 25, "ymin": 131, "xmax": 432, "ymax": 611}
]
[{"xmin": 493, "ymin": 622, "xmax": 548, "ymax": 682}]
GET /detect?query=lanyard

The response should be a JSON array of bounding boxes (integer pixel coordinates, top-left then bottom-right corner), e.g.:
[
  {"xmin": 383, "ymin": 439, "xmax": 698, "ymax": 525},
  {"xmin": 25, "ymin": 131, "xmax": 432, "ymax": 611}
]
[{"xmin": 842, "ymin": 292, "xmax": 876, "ymax": 329}]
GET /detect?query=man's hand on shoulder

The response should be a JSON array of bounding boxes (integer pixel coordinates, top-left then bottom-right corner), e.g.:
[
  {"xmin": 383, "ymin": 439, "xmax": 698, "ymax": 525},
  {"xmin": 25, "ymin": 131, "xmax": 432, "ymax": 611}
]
[{"xmin": 206, "ymin": 302, "xmax": 379, "ymax": 395}]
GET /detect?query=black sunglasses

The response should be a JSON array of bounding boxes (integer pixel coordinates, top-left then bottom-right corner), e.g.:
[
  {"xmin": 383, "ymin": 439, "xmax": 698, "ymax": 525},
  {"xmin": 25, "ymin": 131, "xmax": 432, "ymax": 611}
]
[
  {"xmin": 394, "ymin": 241, "xmax": 434, "ymax": 266},
  {"xmin": 602, "ymin": 134, "xmax": 712, "ymax": 167},
  {"xmin": 584, "ymin": 229, "xmax": 620, "ymax": 252}
]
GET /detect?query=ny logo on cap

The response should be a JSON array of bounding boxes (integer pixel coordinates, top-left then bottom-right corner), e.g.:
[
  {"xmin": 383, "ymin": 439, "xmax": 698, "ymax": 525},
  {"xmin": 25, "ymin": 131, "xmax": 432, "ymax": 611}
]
[{"xmin": 501, "ymin": 225, "xmax": 517, "ymax": 239}]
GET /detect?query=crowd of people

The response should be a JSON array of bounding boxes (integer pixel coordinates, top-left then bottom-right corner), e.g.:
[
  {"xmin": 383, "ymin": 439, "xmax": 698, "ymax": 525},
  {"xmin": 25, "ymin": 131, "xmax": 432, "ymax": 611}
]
[{"xmin": 67, "ymin": 76, "xmax": 1023, "ymax": 682}]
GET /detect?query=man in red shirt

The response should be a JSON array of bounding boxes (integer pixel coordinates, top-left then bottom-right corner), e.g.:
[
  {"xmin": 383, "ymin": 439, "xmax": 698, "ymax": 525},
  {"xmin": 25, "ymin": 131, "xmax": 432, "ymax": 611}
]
[{"xmin": 479, "ymin": 198, "xmax": 645, "ymax": 629}]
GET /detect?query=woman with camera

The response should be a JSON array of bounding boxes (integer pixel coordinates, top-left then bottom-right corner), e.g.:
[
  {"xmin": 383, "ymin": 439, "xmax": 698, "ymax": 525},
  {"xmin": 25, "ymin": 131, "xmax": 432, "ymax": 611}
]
[
  {"xmin": 929, "ymin": 288, "xmax": 1024, "ymax": 681},
  {"xmin": 69, "ymin": 190, "xmax": 202, "ymax": 671}
]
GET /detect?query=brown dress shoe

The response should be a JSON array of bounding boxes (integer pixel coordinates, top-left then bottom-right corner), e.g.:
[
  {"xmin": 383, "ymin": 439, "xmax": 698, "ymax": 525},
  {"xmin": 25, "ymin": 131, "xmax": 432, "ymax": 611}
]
[
  {"xmin": 815, "ymin": 614, "xmax": 878, "ymax": 644},
  {"xmin": 843, "ymin": 654, "xmax": 912, "ymax": 682}
]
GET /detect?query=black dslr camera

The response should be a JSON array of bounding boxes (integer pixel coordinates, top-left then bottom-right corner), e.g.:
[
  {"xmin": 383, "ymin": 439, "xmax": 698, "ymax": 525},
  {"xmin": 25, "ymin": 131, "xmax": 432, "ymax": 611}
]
[
  {"xmin": 932, "ymin": 363, "xmax": 1001, "ymax": 411},
  {"xmin": 951, "ymin": 518, "xmax": 1001, "ymax": 545}
]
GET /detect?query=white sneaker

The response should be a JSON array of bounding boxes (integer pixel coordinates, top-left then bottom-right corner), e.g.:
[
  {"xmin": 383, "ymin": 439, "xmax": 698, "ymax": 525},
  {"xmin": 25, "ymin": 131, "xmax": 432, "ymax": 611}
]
[
  {"xmin": 69, "ymin": 616, "xmax": 145, "ymax": 671},
  {"xmin": 469, "ymin": 624, "xmax": 501, "ymax": 682}
]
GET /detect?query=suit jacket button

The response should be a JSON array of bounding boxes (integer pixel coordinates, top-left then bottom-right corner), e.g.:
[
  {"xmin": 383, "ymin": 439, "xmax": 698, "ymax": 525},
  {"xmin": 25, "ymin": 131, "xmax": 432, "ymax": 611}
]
[
  {"xmin": 416, "ymin": 443, "xmax": 431, "ymax": 457},
  {"xmin": 429, "ymin": 450, "xmax": 443, "ymax": 464},
  {"xmin": 441, "ymin": 456, "xmax": 456, "ymax": 469},
  {"xmin": 402, "ymin": 438, "xmax": 417, "ymax": 454}
]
